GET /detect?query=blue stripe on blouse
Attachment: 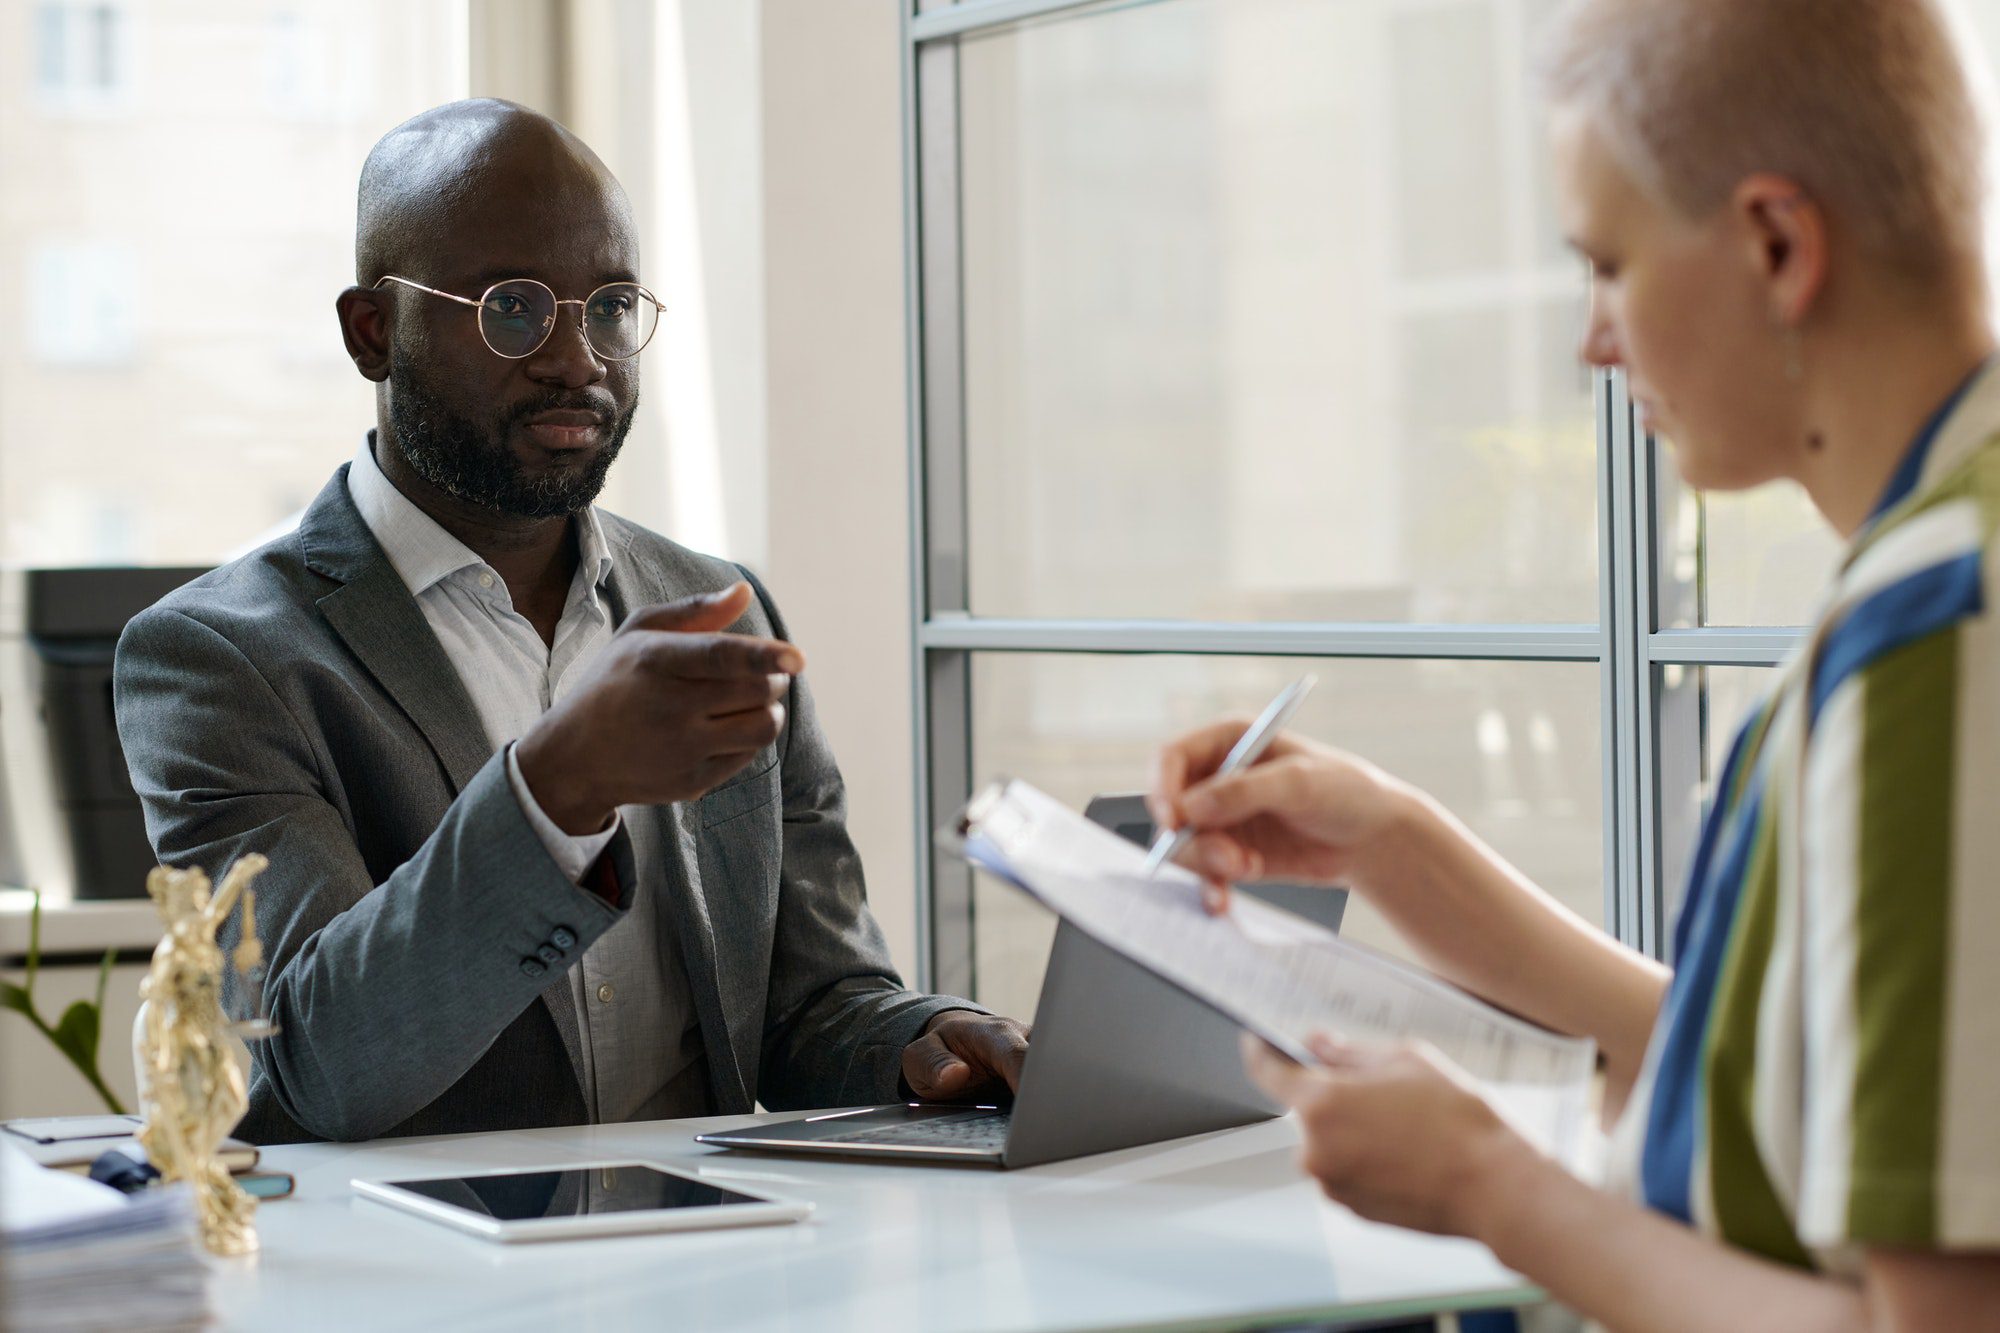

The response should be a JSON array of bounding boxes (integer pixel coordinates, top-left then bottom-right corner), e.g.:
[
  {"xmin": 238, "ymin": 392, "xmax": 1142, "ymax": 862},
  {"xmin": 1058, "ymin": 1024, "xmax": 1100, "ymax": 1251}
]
[
  {"xmin": 1809, "ymin": 553, "xmax": 1984, "ymax": 726},
  {"xmin": 1642, "ymin": 713, "xmax": 1770, "ymax": 1223},
  {"xmin": 1671, "ymin": 716, "xmax": 1760, "ymax": 967},
  {"xmin": 1643, "ymin": 780, "xmax": 1770, "ymax": 1222}
]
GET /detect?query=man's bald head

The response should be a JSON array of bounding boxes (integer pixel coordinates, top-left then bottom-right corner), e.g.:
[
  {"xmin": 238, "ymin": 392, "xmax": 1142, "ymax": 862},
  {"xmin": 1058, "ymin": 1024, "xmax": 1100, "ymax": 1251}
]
[
  {"xmin": 340, "ymin": 99, "xmax": 643, "ymax": 521},
  {"xmin": 354, "ymin": 98, "xmax": 635, "ymax": 285}
]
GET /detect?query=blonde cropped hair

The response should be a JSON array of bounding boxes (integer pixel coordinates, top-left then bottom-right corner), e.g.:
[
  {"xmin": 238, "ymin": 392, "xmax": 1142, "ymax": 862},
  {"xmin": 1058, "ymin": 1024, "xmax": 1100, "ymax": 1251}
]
[{"xmin": 1538, "ymin": 0, "xmax": 1989, "ymax": 284}]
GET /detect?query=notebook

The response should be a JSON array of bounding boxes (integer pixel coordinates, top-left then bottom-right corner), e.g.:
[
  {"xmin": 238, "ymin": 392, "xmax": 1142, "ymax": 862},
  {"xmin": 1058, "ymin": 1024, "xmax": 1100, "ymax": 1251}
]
[{"xmin": 1, "ymin": 1115, "xmax": 260, "ymax": 1174}]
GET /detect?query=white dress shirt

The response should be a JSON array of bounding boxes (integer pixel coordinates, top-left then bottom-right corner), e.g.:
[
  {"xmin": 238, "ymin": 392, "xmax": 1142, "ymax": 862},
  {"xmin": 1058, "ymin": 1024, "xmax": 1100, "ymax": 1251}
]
[{"xmin": 346, "ymin": 435, "xmax": 707, "ymax": 1123}]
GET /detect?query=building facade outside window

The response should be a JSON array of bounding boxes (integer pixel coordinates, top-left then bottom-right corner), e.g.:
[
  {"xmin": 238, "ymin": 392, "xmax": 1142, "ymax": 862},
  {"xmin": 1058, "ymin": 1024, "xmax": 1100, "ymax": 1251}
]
[
  {"xmin": 34, "ymin": 1, "xmax": 127, "ymax": 110},
  {"xmin": 1, "ymin": 2, "xmax": 467, "ymax": 569}
]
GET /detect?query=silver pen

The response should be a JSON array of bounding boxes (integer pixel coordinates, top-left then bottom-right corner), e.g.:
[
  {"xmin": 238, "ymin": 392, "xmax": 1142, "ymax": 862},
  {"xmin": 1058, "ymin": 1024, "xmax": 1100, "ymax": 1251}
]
[{"xmin": 1142, "ymin": 674, "xmax": 1318, "ymax": 878}]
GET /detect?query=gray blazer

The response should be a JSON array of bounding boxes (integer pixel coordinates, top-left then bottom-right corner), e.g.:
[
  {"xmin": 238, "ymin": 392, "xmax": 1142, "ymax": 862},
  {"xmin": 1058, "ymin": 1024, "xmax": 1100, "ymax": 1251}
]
[{"xmin": 114, "ymin": 467, "xmax": 977, "ymax": 1144}]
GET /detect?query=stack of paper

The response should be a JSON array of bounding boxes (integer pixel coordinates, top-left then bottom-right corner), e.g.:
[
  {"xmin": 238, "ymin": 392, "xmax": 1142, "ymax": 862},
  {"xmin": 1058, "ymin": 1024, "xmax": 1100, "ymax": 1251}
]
[
  {"xmin": 953, "ymin": 780, "xmax": 1598, "ymax": 1166},
  {"xmin": 1, "ymin": 1139, "xmax": 209, "ymax": 1332}
]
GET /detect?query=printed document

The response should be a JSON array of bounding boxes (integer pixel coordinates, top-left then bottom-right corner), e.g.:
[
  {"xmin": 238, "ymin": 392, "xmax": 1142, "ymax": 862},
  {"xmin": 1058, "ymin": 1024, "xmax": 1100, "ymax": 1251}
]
[{"xmin": 951, "ymin": 779, "xmax": 1597, "ymax": 1164}]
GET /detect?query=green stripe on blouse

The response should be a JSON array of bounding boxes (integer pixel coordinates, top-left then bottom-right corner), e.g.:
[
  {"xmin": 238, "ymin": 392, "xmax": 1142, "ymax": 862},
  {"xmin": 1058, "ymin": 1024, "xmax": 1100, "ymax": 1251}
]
[
  {"xmin": 1704, "ymin": 811, "xmax": 1816, "ymax": 1270},
  {"xmin": 1847, "ymin": 629, "xmax": 1958, "ymax": 1243}
]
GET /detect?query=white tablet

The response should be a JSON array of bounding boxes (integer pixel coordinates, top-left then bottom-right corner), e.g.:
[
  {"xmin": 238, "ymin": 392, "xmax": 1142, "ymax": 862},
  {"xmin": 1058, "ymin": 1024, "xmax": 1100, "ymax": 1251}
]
[{"xmin": 351, "ymin": 1161, "xmax": 812, "ymax": 1242}]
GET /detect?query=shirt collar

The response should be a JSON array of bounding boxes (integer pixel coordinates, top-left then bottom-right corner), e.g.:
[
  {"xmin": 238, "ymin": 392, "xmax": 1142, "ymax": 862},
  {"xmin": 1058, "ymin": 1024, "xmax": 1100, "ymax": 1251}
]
[
  {"xmin": 1862, "ymin": 353, "xmax": 1999, "ymax": 529},
  {"xmin": 572, "ymin": 493, "xmax": 615, "ymax": 597},
  {"xmin": 346, "ymin": 433, "xmax": 616, "ymax": 599},
  {"xmin": 347, "ymin": 433, "xmax": 484, "ymax": 596}
]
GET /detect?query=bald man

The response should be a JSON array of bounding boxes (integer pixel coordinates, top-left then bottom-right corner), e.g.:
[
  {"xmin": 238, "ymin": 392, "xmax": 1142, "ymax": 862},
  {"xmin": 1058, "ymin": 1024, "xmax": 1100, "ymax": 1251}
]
[{"xmin": 113, "ymin": 100, "xmax": 1027, "ymax": 1145}]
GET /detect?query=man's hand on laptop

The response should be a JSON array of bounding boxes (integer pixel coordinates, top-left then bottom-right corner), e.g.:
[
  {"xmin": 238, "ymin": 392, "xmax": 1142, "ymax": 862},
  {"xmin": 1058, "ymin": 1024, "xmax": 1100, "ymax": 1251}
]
[
  {"xmin": 902, "ymin": 1011, "xmax": 1031, "ymax": 1102},
  {"xmin": 516, "ymin": 582, "xmax": 806, "ymax": 836}
]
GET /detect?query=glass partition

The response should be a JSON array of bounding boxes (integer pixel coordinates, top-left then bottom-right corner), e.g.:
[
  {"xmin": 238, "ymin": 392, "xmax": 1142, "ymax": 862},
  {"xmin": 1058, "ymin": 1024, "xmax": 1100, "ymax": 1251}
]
[
  {"xmin": 969, "ymin": 651, "xmax": 1602, "ymax": 1018},
  {"xmin": 958, "ymin": 0, "xmax": 1596, "ymax": 626}
]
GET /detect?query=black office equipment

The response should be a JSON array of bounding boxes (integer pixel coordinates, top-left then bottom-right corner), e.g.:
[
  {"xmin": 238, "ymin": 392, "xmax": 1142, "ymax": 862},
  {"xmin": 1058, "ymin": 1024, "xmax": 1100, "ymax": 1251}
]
[{"xmin": 1, "ymin": 567, "xmax": 208, "ymax": 899}]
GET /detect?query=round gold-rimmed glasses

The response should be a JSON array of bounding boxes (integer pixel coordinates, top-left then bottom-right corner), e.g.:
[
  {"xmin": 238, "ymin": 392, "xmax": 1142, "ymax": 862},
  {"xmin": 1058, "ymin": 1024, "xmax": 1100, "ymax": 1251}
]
[{"xmin": 374, "ymin": 274, "xmax": 665, "ymax": 361}]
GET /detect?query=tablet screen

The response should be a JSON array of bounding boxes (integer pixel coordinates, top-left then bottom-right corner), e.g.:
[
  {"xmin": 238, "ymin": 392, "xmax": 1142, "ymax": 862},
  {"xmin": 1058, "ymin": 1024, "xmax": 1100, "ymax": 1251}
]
[{"xmin": 386, "ymin": 1164, "xmax": 768, "ymax": 1222}]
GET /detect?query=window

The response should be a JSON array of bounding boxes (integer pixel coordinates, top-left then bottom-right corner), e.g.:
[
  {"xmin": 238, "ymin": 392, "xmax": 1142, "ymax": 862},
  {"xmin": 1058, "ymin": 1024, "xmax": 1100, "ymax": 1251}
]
[
  {"xmin": 0, "ymin": 1, "xmax": 468, "ymax": 568},
  {"xmin": 957, "ymin": 0, "xmax": 1593, "ymax": 627},
  {"xmin": 903, "ymin": 0, "xmax": 1858, "ymax": 1006},
  {"xmin": 969, "ymin": 651, "xmax": 1601, "ymax": 1018},
  {"xmin": 909, "ymin": 0, "xmax": 1635, "ymax": 1009}
]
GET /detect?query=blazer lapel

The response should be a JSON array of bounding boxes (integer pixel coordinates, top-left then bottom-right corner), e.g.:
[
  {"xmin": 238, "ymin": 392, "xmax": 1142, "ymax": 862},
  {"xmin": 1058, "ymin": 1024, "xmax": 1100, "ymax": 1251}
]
[
  {"xmin": 603, "ymin": 536, "xmax": 747, "ymax": 1109},
  {"xmin": 298, "ymin": 468, "xmax": 493, "ymax": 793},
  {"xmin": 297, "ymin": 467, "xmax": 590, "ymax": 1093}
]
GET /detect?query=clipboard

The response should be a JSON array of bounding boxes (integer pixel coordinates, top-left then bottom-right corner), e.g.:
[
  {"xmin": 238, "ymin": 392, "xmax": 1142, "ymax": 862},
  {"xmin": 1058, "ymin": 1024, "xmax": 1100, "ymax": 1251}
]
[{"xmin": 945, "ymin": 778, "xmax": 1598, "ymax": 1162}]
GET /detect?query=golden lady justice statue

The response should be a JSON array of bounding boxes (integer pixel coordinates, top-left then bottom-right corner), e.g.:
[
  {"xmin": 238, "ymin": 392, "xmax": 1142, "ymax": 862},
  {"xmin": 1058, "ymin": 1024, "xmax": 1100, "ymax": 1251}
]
[{"xmin": 135, "ymin": 854, "xmax": 277, "ymax": 1257}]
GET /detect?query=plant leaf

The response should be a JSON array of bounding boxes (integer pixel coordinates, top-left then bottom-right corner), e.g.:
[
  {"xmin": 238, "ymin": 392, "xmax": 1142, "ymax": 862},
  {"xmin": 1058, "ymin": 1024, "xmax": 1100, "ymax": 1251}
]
[
  {"xmin": 25, "ymin": 889, "xmax": 41, "ymax": 996},
  {"xmin": 52, "ymin": 999, "xmax": 100, "ymax": 1072},
  {"xmin": 93, "ymin": 947, "xmax": 117, "ymax": 1015},
  {"xmin": 0, "ymin": 978, "xmax": 33, "ymax": 1019}
]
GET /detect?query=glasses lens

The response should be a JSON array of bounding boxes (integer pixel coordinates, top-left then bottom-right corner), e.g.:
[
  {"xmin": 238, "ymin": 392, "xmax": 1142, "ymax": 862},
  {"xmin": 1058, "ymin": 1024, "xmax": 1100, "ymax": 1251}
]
[
  {"xmin": 479, "ymin": 280, "xmax": 557, "ymax": 358},
  {"xmin": 584, "ymin": 283, "xmax": 659, "ymax": 360}
]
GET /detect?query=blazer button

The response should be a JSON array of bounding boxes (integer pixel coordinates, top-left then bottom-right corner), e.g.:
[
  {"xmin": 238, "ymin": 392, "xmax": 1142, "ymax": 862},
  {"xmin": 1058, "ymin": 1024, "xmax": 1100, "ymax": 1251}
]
[
  {"xmin": 536, "ymin": 942, "xmax": 563, "ymax": 965},
  {"xmin": 519, "ymin": 958, "xmax": 548, "ymax": 979},
  {"xmin": 550, "ymin": 926, "xmax": 577, "ymax": 950}
]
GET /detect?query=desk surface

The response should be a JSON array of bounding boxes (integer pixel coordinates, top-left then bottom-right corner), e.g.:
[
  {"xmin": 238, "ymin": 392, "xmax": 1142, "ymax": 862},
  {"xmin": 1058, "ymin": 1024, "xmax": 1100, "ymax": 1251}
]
[{"xmin": 223, "ymin": 1110, "xmax": 1539, "ymax": 1333}]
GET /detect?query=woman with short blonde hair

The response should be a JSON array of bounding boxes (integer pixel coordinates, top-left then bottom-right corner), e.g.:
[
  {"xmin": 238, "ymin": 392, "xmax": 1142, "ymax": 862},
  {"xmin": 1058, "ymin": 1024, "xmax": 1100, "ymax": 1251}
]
[{"xmin": 1152, "ymin": 1, "xmax": 2000, "ymax": 1326}]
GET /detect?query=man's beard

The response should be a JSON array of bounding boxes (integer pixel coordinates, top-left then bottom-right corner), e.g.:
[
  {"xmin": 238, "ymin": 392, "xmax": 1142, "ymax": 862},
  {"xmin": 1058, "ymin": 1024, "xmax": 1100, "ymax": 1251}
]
[{"xmin": 386, "ymin": 351, "xmax": 636, "ymax": 519}]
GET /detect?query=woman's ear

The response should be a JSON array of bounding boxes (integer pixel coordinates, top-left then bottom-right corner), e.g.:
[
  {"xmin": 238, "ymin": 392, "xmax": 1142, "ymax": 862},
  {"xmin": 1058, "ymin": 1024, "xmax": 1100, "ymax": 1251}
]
[
  {"xmin": 1734, "ymin": 173, "xmax": 1829, "ymax": 326},
  {"xmin": 335, "ymin": 286, "xmax": 393, "ymax": 383}
]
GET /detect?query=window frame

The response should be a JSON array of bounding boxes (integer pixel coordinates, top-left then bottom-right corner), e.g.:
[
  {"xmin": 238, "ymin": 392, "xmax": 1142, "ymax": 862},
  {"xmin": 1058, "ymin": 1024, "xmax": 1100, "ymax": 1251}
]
[{"xmin": 900, "ymin": 0, "xmax": 1800, "ymax": 994}]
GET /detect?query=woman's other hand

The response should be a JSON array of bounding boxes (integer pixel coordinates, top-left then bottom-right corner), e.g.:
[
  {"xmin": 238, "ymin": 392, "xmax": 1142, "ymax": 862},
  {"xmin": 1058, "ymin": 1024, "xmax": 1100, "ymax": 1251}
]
[{"xmin": 1242, "ymin": 1033, "xmax": 1541, "ymax": 1239}]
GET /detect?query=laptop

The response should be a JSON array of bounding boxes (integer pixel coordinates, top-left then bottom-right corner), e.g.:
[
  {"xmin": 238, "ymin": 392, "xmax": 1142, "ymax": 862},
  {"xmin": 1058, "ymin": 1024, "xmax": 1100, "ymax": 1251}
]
[{"xmin": 692, "ymin": 795, "xmax": 1344, "ymax": 1169}]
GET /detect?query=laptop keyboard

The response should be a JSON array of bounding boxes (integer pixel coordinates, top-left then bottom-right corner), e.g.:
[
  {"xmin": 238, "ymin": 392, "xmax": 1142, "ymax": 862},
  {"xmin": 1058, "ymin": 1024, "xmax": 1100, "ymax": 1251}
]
[{"xmin": 823, "ymin": 1109, "xmax": 1011, "ymax": 1151}]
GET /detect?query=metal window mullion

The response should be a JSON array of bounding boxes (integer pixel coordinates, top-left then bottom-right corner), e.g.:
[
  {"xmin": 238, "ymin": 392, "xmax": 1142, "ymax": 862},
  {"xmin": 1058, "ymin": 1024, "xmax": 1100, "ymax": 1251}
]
[
  {"xmin": 1631, "ymin": 423, "xmax": 1670, "ymax": 958},
  {"xmin": 1647, "ymin": 628, "xmax": 1803, "ymax": 667},
  {"xmin": 1600, "ymin": 370, "xmax": 1645, "ymax": 951},
  {"xmin": 910, "ymin": 0, "xmax": 1165, "ymax": 43},
  {"xmin": 1651, "ymin": 438, "xmax": 1697, "ymax": 954},
  {"xmin": 919, "ymin": 619, "xmax": 1601, "ymax": 660},
  {"xmin": 922, "ymin": 651, "xmax": 976, "ymax": 995},
  {"xmin": 900, "ymin": 5, "xmax": 929, "ymax": 991},
  {"xmin": 906, "ymin": 24, "xmax": 977, "ymax": 996},
  {"xmin": 1594, "ymin": 371, "xmax": 1621, "ymax": 945}
]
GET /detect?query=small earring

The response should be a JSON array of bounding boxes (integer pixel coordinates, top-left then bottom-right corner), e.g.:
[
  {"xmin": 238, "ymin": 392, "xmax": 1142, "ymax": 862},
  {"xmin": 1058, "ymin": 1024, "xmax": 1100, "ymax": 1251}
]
[{"xmin": 1783, "ymin": 326, "xmax": 1805, "ymax": 383}]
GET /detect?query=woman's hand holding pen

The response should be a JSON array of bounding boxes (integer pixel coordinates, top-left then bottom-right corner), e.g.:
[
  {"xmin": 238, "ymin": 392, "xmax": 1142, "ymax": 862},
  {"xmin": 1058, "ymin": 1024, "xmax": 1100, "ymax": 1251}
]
[
  {"xmin": 1146, "ymin": 718, "xmax": 1414, "ymax": 912},
  {"xmin": 1163, "ymin": 712, "xmax": 1671, "ymax": 1126},
  {"xmin": 1149, "ymin": 711, "xmax": 1547, "ymax": 1244}
]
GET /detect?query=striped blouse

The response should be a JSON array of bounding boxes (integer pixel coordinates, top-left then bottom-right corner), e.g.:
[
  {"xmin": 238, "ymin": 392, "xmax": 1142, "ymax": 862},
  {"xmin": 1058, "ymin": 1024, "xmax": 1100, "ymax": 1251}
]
[{"xmin": 1611, "ymin": 358, "xmax": 2000, "ymax": 1273}]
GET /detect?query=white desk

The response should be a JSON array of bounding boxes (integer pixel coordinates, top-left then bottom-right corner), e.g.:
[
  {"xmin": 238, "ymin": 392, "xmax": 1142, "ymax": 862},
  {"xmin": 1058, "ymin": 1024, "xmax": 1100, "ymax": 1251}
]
[{"xmin": 220, "ymin": 1111, "xmax": 1541, "ymax": 1332}]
